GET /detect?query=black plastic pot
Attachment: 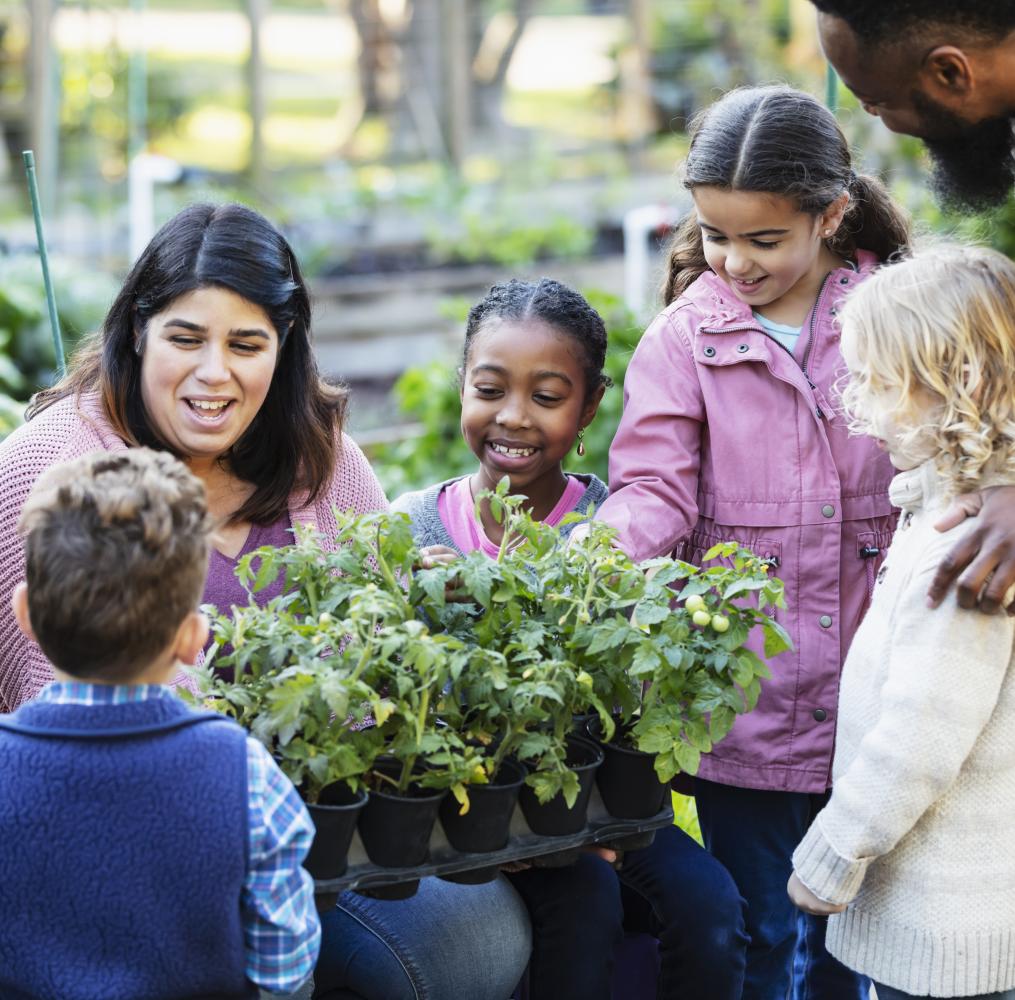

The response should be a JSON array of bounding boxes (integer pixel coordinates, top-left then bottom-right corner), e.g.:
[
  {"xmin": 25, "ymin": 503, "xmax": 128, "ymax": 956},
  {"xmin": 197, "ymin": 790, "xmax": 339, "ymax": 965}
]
[
  {"xmin": 358, "ymin": 760, "xmax": 446, "ymax": 868},
  {"xmin": 518, "ymin": 734, "xmax": 603, "ymax": 836},
  {"xmin": 587, "ymin": 717, "xmax": 669, "ymax": 820},
  {"xmin": 304, "ymin": 782, "xmax": 369, "ymax": 880},
  {"xmin": 439, "ymin": 758, "xmax": 526, "ymax": 854}
]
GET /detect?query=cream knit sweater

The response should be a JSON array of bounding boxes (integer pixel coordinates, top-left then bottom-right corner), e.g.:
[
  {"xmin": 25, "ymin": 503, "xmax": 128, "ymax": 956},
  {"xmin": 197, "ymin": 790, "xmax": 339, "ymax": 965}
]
[{"xmin": 793, "ymin": 460, "xmax": 1015, "ymax": 997}]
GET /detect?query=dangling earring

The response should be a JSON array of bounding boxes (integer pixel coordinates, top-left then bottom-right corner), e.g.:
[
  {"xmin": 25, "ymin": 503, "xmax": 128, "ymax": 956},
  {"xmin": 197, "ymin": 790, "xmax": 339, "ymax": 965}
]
[{"xmin": 576, "ymin": 430, "xmax": 586, "ymax": 457}]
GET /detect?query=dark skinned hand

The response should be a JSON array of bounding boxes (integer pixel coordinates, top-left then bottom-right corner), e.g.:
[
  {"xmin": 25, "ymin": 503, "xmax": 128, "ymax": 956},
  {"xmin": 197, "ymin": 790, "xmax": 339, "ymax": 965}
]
[{"xmin": 928, "ymin": 485, "xmax": 1015, "ymax": 614}]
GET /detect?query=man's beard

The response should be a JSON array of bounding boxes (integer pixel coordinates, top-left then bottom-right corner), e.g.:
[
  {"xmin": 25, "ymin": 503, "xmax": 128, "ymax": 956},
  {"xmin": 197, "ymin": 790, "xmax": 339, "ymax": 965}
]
[{"xmin": 912, "ymin": 90, "xmax": 1015, "ymax": 211}]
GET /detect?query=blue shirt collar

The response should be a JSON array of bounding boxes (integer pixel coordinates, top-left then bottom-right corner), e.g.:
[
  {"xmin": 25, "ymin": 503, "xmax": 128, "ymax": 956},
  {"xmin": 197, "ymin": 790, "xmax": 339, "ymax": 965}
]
[{"xmin": 35, "ymin": 682, "xmax": 175, "ymax": 706}]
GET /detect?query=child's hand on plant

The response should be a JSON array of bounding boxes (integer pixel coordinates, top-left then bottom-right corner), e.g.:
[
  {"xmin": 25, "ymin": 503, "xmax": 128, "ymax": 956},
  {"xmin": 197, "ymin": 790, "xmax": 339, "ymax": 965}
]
[
  {"xmin": 786, "ymin": 872, "xmax": 846, "ymax": 916},
  {"xmin": 418, "ymin": 545, "xmax": 458, "ymax": 569},
  {"xmin": 566, "ymin": 523, "xmax": 592, "ymax": 547},
  {"xmin": 417, "ymin": 544, "xmax": 471, "ymax": 602}
]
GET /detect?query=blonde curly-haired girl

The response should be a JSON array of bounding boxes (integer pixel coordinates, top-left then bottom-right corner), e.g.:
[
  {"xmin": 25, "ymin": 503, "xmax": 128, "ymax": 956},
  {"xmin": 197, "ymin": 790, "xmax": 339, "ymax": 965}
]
[{"xmin": 789, "ymin": 244, "xmax": 1015, "ymax": 1000}]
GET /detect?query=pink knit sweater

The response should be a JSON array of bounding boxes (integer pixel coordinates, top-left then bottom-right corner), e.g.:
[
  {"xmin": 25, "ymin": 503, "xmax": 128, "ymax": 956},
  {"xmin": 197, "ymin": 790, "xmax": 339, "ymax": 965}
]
[{"xmin": 0, "ymin": 393, "xmax": 389, "ymax": 712}]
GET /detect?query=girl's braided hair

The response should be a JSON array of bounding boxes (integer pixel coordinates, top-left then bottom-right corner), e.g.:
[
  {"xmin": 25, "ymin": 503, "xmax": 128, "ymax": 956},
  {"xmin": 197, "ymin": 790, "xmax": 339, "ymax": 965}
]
[{"xmin": 464, "ymin": 278, "xmax": 612, "ymax": 399}]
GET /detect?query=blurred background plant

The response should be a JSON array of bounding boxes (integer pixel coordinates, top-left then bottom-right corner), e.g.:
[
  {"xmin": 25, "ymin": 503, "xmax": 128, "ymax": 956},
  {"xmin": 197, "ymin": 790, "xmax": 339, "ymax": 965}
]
[{"xmin": 0, "ymin": 254, "xmax": 118, "ymax": 435}]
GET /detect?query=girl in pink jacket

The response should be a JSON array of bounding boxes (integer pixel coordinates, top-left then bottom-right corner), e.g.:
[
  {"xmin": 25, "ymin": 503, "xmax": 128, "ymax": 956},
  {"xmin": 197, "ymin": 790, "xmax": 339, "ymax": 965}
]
[{"xmin": 596, "ymin": 86, "xmax": 912, "ymax": 999}]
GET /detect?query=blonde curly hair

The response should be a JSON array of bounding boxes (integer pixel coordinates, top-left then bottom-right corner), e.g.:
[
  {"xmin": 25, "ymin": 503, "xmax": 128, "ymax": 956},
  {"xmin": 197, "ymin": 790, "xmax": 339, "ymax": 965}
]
[{"xmin": 839, "ymin": 243, "xmax": 1015, "ymax": 496}]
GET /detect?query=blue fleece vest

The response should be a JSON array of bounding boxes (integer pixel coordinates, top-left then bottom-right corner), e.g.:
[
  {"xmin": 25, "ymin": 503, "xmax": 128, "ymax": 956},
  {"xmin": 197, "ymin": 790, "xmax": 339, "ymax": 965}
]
[{"xmin": 0, "ymin": 695, "xmax": 257, "ymax": 1000}]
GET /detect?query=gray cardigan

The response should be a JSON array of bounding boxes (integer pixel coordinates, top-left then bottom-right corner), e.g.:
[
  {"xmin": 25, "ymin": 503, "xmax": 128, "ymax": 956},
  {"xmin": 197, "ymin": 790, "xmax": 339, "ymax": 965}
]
[{"xmin": 392, "ymin": 473, "xmax": 609, "ymax": 554}]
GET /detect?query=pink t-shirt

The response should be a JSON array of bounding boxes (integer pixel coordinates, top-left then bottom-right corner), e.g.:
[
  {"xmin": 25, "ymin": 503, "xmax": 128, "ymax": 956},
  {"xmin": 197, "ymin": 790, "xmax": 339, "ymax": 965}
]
[{"xmin": 437, "ymin": 475, "xmax": 587, "ymax": 557}]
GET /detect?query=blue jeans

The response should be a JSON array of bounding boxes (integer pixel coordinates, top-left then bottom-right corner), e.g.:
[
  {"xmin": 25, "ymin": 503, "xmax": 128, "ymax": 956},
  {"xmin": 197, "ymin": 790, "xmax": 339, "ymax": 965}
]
[
  {"xmin": 506, "ymin": 824, "xmax": 748, "ymax": 1000},
  {"xmin": 875, "ymin": 986, "xmax": 1015, "ymax": 1000},
  {"xmin": 314, "ymin": 874, "xmax": 531, "ymax": 1000},
  {"xmin": 695, "ymin": 779, "xmax": 870, "ymax": 1000}
]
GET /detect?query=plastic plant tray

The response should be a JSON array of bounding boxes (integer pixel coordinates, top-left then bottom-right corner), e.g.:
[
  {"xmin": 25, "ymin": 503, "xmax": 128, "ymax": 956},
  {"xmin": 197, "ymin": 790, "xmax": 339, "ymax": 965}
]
[{"xmin": 313, "ymin": 784, "xmax": 674, "ymax": 897}]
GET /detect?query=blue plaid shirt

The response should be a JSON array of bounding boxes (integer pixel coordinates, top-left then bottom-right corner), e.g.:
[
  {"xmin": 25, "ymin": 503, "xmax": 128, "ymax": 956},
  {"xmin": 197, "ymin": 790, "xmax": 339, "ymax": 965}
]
[{"xmin": 34, "ymin": 682, "xmax": 321, "ymax": 994}]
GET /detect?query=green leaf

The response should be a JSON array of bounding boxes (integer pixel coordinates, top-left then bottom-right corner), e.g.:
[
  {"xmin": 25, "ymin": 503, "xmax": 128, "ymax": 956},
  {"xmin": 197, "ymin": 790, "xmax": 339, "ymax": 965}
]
[
  {"xmin": 630, "ymin": 643, "xmax": 662, "ymax": 678},
  {"xmin": 633, "ymin": 723, "xmax": 675, "ymax": 755},
  {"xmin": 764, "ymin": 620, "xmax": 794, "ymax": 658},
  {"xmin": 418, "ymin": 570, "xmax": 448, "ymax": 609},
  {"xmin": 673, "ymin": 741, "xmax": 701, "ymax": 775},
  {"xmin": 683, "ymin": 720, "xmax": 712, "ymax": 753},
  {"xmin": 732, "ymin": 655, "xmax": 755, "ymax": 687},
  {"xmin": 702, "ymin": 542, "xmax": 738, "ymax": 562},
  {"xmin": 632, "ymin": 600, "xmax": 670, "ymax": 626},
  {"xmin": 709, "ymin": 706, "xmax": 736, "ymax": 743}
]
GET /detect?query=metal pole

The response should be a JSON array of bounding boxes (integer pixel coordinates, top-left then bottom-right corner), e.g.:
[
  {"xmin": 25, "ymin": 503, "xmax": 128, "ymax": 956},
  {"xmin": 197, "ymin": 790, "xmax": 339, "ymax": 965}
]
[
  {"xmin": 22, "ymin": 150, "xmax": 65, "ymax": 378},
  {"xmin": 825, "ymin": 63, "xmax": 838, "ymax": 111}
]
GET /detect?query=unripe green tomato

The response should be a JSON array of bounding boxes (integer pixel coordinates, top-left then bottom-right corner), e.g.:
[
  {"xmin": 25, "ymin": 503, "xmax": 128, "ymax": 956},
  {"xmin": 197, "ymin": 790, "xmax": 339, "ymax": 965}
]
[
  {"xmin": 685, "ymin": 594, "xmax": 706, "ymax": 613},
  {"xmin": 711, "ymin": 614, "xmax": 730, "ymax": 633},
  {"xmin": 692, "ymin": 609, "xmax": 712, "ymax": 627},
  {"xmin": 318, "ymin": 612, "xmax": 334, "ymax": 626}
]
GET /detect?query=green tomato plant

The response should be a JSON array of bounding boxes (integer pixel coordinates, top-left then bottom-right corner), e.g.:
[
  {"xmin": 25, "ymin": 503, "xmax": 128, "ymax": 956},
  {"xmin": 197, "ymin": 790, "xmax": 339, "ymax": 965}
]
[
  {"xmin": 193, "ymin": 488, "xmax": 790, "ymax": 815},
  {"xmin": 193, "ymin": 511, "xmax": 485, "ymax": 808},
  {"xmin": 420, "ymin": 481, "xmax": 791, "ymax": 800}
]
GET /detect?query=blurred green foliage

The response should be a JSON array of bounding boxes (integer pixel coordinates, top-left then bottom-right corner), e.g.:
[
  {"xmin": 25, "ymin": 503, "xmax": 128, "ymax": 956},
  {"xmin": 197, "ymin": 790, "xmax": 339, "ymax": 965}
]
[
  {"xmin": 647, "ymin": 0, "xmax": 797, "ymax": 129},
  {"xmin": 370, "ymin": 289, "xmax": 641, "ymax": 500},
  {"xmin": 428, "ymin": 209, "xmax": 594, "ymax": 269},
  {"xmin": 0, "ymin": 254, "xmax": 119, "ymax": 440}
]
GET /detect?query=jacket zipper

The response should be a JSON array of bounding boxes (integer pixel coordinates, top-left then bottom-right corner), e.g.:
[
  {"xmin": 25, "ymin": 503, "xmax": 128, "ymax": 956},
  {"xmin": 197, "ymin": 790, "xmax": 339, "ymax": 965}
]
[
  {"xmin": 800, "ymin": 272, "xmax": 831, "ymax": 392},
  {"xmin": 701, "ymin": 272, "xmax": 832, "ymax": 421}
]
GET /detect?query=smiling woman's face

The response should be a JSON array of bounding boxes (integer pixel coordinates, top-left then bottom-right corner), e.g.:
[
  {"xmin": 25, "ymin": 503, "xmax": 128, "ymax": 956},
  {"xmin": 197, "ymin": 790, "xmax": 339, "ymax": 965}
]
[{"xmin": 139, "ymin": 286, "xmax": 280, "ymax": 469}]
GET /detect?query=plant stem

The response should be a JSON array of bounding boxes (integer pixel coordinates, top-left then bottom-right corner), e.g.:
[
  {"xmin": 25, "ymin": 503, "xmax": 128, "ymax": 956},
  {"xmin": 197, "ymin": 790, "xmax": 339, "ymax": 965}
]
[
  {"xmin": 350, "ymin": 614, "xmax": 378, "ymax": 682},
  {"xmin": 416, "ymin": 686, "xmax": 431, "ymax": 743},
  {"xmin": 398, "ymin": 754, "xmax": 416, "ymax": 794},
  {"xmin": 495, "ymin": 505, "xmax": 518, "ymax": 564},
  {"xmin": 374, "ymin": 526, "xmax": 412, "ymax": 617},
  {"xmin": 640, "ymin": 677, "xmax": 659, "ymax": 715},
  {"xmin": 491, "ymin": 727, "xmax": 520, "ymax": 778}
]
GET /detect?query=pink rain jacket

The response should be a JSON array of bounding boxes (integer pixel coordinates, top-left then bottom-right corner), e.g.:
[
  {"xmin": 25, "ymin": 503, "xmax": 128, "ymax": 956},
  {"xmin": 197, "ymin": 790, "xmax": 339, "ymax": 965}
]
[{"xmin": 598, "ymin": 253, "xmax": 896, "ymax": 793}]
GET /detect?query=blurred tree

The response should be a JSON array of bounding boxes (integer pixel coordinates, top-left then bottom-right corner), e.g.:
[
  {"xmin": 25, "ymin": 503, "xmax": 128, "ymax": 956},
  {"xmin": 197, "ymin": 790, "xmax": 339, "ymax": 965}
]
[
  {"xmin": 648, "ymin": 0, "xmax": 794, "ymax": 132},
  {"xmin": 343, "ymin": 0, "xmax": 534, "ymax": 166}
]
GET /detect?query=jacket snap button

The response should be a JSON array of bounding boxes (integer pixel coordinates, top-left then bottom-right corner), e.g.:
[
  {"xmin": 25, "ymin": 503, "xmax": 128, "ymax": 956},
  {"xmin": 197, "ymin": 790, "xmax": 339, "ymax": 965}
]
[
  {"xmin": 813, "ymin": 708, "xmax": 828, "ymax": 722},
  {"xmin": 821, "ymin": 504, "xmax": 835, "ymax": 518},
  {"xmin": 819, "ymin": 615, "xmax": 833, "ymax": 628},
  {"xmin": 737, "ymin": 343, "xmax": 749, "ymax": 353},
  {"xmin": 703, "ymin": 346, "xmax": 716, "ymax": 358},
  {"xmin": 839, "ymin": 277, "xmax": 849, "ymax": 284}
]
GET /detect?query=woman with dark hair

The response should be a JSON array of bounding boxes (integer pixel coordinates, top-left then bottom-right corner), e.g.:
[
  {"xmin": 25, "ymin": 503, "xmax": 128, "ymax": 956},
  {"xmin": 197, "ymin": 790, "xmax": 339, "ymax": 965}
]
[{"xmin": 0, "ymin": 202, "xmax": 531, "ymax": 1000}]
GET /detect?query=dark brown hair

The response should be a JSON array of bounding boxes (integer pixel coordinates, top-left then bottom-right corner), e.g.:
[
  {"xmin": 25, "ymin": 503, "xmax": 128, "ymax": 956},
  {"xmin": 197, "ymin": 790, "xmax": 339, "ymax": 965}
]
[
  {"xmin": 29, "ymin": 203, "xmax": 347, "ymax": 524},
  {"xmin": 19, "ymin": 449, "xmax": 212, "ymax": 680},
  {"xmin": 662, "ymin": 86, "xmax": 912, "ymax": 304}
]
